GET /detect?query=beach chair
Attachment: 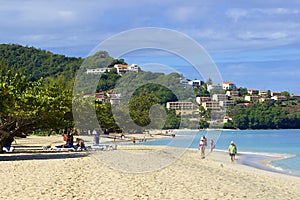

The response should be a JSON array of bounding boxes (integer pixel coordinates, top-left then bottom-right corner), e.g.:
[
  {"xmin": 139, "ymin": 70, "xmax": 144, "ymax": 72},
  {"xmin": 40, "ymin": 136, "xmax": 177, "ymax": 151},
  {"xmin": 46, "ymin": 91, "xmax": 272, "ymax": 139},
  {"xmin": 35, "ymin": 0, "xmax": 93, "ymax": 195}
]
[
  {"xmin": 91, "ymin": 144, "xmax": 118, "ymax": 151},
  {"xmin": 2, "ymin": 146, "xmax": 14, "ymax": 152},
  {"xmin": 50, "ymin": 145, "xmax": 75, "ymax": 152}
]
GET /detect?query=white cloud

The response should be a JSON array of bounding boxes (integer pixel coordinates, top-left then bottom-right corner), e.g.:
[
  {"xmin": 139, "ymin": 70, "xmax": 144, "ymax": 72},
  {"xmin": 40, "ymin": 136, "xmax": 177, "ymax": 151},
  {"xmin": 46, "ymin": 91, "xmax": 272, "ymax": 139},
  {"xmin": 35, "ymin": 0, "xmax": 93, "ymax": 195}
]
[
  {"xmin": 255, "ymin": 8, "xmax": 300, "ymax": 15},
  {"xmin": 238, "ymin": 31, "xmax": 288, "ymax": 40},
  {"xmin": 226, "ymin": 9, "xmax": 248, "ymax": 22}
]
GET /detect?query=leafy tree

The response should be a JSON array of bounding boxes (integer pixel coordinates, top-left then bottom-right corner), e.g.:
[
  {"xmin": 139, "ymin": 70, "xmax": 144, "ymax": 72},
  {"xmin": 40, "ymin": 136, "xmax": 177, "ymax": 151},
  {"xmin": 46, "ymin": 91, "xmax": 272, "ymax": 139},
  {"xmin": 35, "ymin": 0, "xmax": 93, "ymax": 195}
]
[
  {"xmin": 129, "ymin": 94, "xmax": 160, "ymax": 127},
  {"xmin": 194, "ymin": 85, "xmax": 210, "ymax": 97},
  {"xmin": 281, "ymin": 91, "xmax": 290, "ymax": 99},
  {"xmin": 227, "ymin": 101, "xmax": 293, "ymax": 129},
  {"xmin": 238, "ymin": 87, "xmax": 248, "ymax": 96},
  {"xmin": 206, "ymin": 78, "xmax": 212, "ymax": 85},
  {"xmin": 0, "ymin": 67, "xmax": 73, "ymax": 151},
  {"xmin": 96, "ymin": 102, "xmax": 120, "ymax": 132},
  {"xmin": 164, "ymin": 109, "xmax": 181, "ymax": 129},
  {"xmin": 199, "ymin": 120, "xmax": 209, "ymax": 129}
]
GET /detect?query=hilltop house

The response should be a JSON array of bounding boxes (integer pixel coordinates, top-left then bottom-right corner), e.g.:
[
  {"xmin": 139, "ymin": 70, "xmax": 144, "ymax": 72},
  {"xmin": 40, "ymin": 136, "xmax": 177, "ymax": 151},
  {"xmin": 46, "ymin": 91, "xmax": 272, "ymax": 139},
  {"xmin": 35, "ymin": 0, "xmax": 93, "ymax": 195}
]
[
  {"xmin": 222, "ymin": 82, "xmax": 237, "ymax": 90},
  {"xmin": 180, "ymin": 79, "xmax": 204, "ymax": 88},
  {"xmin": 86, "ymin": 64, "xmax": 139, "ymax": 75},
  {"xmin": 114, "ymin": 64, "xmax": 139, "ymax": 74}
]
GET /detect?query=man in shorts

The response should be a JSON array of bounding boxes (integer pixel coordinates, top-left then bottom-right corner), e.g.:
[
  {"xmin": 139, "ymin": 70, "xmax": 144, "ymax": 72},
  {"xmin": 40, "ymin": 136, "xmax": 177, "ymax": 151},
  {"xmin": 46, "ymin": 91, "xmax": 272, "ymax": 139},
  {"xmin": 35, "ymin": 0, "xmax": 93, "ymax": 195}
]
[{"xmin": 228, "ymin": 141, "xmax": 237, "ymax": 162}]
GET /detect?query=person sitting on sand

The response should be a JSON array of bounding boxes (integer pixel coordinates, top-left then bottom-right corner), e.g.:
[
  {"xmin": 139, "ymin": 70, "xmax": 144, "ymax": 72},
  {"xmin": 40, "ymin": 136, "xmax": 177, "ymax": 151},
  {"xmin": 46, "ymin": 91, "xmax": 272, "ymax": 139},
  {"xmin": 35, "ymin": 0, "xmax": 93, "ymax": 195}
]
[
  {"xmin": 75, "ymin": 138, "xmax": 86, "ymax": 151},
  {"xmin": 228, "ymin": 141, "xmax": 237, "ymax": 162}
]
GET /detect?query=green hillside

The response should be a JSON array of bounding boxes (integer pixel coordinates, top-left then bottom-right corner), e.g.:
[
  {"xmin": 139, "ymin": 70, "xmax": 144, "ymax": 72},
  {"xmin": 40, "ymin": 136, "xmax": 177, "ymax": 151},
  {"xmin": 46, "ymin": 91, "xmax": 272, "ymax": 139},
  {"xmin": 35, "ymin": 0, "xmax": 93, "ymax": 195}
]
[{"xmin": 0, "ymin": 44, "xmax": 83, "ymax": 82}]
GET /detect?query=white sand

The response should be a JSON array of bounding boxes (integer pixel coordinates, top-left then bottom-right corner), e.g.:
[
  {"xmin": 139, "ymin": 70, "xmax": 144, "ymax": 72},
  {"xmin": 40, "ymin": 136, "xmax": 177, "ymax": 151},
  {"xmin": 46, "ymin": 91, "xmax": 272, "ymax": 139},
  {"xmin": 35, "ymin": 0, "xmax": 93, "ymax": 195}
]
[{"xmin": 0, "ymin": 136, "xmax": 299, "ymax": 200}]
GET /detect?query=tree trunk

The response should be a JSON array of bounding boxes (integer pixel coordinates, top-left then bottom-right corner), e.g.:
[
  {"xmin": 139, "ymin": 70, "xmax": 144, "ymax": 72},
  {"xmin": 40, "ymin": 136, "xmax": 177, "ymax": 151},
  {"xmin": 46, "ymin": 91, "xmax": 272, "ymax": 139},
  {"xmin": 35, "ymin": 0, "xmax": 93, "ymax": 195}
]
[{"xmin": 0, "ymin": 130, "xmax": 15, "ymax": 153}]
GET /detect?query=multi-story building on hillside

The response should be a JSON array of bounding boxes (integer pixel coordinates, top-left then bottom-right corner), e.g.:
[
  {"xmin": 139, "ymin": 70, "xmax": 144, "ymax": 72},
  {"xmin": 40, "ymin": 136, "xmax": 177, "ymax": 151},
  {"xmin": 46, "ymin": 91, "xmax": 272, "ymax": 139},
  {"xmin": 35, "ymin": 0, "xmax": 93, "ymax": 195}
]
[
  {"xmin": 212, "ymin": 94, "xmax": 228, "ymax": 102},
  {"xmin": 166, "ymin": 101, "xmax": 199, "ymax": 115}
]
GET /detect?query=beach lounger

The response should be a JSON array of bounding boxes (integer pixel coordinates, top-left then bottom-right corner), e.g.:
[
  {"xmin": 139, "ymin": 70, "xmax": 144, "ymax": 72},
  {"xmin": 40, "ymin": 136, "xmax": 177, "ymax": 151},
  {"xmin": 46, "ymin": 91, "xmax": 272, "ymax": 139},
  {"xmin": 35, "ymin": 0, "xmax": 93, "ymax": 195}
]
[
  {"xmin": 49, "ymin": 145, "xmax": 75, "ymax": 152},
  {"xmin": 91, "ymin": 144, "xmax": 118, "ymax": 151},
  {"xmin": 2, "ymin": 146, "xmax": 14, "ymax": 152}
]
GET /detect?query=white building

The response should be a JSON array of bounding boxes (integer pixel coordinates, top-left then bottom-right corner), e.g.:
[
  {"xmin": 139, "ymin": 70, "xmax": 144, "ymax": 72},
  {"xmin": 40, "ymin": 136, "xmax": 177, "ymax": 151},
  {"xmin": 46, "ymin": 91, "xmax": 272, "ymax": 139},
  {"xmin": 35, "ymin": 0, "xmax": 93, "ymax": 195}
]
[
  {"xmin": 271, "ymin": 96, "xmax": 287, "ymax": 101},
  {"xmin": 201, "ymin": 101, "xmax": 220, "ymax": 110},
  {"xmin": 166, "ymin": 101, "xmax": 198, "ymax": 115},
  {"xmin": 219, "ymin": 100, "xmax": 234, "ymax": 107},
  {"xmin": 248, "ymin": 88, "xmax": 259, "ymax": 95},
  {"xmin": 86, "ymin": 68, "xmax": 110, "ymax": 74},
  {"xmin": 222, "ymin": 82, "xmax": 237, "ymax": 90},
  {"xmin": 245, "ymin": 95, "xmax": 260, "ymax": 101},
  {"xmin": 226, "ymin": 90, "xmax": 240, "ymax": 97},
  {"xmin": 196, "ymin": 96, "xmax": 211, "ymax": 104},
  {"xmin": 114, "ymin": 64, "xmax": 139, "ymax": 74},
  {"xmin": 188, "ymin": 80, "xmax": 204, "ymax": 88},
  {"xmin": 212, "ymin": 94, "xmax": 228, "ymax": 102}
]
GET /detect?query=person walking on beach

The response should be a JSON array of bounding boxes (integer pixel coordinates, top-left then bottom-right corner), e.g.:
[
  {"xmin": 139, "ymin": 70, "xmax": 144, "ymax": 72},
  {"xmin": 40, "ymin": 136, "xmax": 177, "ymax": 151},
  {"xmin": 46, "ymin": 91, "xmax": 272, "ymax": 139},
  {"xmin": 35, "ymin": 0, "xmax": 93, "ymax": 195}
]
[
  {"xmin": 210, "ymin": 139, "xmax": 215, "ymax": 152},
  {"xmin": 228, "ymin": 141, "xmax": 237, "ymax": 162},
  {"xmin": 198, "ymin": 137, "xmax": 206, "ymax": 159}
]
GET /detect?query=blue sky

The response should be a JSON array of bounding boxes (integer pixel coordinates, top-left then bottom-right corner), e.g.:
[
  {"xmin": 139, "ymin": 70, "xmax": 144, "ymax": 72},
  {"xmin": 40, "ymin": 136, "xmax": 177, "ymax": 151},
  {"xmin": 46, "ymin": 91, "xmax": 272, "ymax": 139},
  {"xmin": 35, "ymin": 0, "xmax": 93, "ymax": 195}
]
[{"xmin": 1, "ymin": 0, "xmax": 300, "ymax": 93}]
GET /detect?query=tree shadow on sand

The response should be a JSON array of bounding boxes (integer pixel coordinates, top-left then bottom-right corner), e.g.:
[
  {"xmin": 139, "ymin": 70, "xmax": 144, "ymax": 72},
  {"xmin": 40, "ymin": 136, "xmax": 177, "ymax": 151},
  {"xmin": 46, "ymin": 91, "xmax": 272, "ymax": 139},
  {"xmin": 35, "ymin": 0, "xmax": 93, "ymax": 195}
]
[{"xmin": 0, "ymin": 152, "xmax": 89, "ymax": 161}]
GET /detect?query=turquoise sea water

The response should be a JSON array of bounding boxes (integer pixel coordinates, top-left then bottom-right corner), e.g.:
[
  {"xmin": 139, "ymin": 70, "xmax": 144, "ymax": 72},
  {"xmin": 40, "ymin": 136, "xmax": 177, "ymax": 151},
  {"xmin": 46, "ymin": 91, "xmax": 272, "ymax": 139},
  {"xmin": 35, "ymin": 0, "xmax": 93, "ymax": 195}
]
[{"xmin": 142, "ymin": 129, "xmax": 300, "ymax": 176}]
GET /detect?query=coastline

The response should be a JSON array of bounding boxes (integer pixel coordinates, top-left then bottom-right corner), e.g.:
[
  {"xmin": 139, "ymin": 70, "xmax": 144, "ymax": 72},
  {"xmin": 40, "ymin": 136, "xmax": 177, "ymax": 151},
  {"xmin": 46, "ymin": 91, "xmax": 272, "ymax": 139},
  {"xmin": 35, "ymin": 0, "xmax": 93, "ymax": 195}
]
[
  {"xmin": 9, "ymin": 133, "xmax": 300, "ymax": 177},
  {"xmin": 1, "ymin": 135, "xmax": 300, "ymax": 199},
  {"xmin": 213, "ymin": 149, "xmax": 300, "ymax": 177},
  {"xmin": 1, "ymin": 142, "xmax": 300, "ymax": 199}
]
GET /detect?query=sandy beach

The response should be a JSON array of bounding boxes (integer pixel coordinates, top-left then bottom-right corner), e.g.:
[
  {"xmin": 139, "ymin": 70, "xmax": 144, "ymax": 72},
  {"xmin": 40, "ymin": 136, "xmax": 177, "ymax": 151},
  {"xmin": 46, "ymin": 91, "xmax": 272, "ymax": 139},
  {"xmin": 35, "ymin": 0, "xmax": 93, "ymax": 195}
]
[{"xmin": 1, "ymin": 135, "xmax": 300, "ymax": 200}]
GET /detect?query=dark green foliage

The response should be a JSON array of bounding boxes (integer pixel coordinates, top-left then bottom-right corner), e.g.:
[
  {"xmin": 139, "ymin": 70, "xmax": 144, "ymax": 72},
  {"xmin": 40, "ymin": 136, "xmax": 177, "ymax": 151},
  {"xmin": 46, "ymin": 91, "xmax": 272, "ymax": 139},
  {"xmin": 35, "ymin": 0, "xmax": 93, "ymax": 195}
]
[
  {"xmin": 0, "ymin": 62, "xmax": 73, "ymax": 150},
  {"xmin": 129, "ymin": 94, "xmax": 160, "ymax": 127},
  {"xmin": 0, "ymin": 44, "xmax": 82, "ymax": 83},
  {"xmin": 199, "ymin": 120, "xmax": 209, "ymax": 129},
  {"xmin": 95, "ymin": 102, "xmax": 120, "ymax": 131},
  {"xmin": 194, "ymin": 83, "xmax": 210, "ymax": 97},
  {"xmin": 132, "ymin": 83, "xmax": 178, "ymax": 105},
  {"xmin": 238, "ymin": 87, "xmax": 248, "ymax": 96},
  {"xmin": 227, "ymin": 101, "xmax": 298, "ymax": 129},
  {"xmin": 97, "ymin": 68, "xmax": 121, "ymax": 92},
  {"xmin": 164, "ymin": 109, "xmax": 181, "ymax": 129}
]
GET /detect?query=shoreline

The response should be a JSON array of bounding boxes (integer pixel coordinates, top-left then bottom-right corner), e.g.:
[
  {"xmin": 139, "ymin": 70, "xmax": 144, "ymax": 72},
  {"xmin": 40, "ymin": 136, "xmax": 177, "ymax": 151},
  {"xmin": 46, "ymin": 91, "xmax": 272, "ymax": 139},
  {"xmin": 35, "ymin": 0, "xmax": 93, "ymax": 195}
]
[
  {"xmin": 223, "ymin": 150, "xmax": 300, "ymax": 177},
  {"xmin": 8, "ymin": 134, "xmax": 300, "ymax": 177},
  {"xmin": 1, "ymin": 137, "xmax": 300, "ymax": 199}
]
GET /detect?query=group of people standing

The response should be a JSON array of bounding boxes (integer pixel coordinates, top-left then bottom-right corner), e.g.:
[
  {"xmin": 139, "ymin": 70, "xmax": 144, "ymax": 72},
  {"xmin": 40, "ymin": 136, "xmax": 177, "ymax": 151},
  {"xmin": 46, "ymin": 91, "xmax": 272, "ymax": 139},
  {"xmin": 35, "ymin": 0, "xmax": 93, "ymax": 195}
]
[
  {"xmin": 198, "ymin": 136, "xmax": 215, "ymax": 159},
  {"xmin": 198, "ymin": 136, "xmax": 237, "ymax": 162}
]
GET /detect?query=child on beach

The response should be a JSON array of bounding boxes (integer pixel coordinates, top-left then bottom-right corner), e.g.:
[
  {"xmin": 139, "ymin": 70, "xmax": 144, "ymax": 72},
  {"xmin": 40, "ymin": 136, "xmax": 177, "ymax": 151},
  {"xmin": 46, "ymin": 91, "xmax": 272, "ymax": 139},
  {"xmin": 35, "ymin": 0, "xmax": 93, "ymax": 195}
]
[{"xmin": 228, "ymin": 141, "xmax": 237, "ymax": 162}]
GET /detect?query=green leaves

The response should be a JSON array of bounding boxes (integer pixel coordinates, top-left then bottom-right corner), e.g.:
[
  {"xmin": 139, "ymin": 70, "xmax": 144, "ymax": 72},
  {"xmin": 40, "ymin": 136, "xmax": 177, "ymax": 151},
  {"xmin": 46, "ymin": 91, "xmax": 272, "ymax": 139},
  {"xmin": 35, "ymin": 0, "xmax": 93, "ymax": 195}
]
[
  {"xmin": 228, "ymin": 102, "xmax": 292, "ymax": 129},
  {"xmin": 0, "ymin": 63, "xmax": 73, "ymax": 138}
]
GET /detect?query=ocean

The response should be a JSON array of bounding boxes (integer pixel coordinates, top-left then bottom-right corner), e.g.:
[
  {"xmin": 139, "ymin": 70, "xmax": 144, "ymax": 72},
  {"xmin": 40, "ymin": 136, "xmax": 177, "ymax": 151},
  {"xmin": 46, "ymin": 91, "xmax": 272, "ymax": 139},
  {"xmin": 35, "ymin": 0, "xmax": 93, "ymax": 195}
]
[{"xmin": 142, "ymin": 129, "xmax": 300, "ymax": 176}]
